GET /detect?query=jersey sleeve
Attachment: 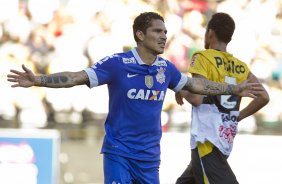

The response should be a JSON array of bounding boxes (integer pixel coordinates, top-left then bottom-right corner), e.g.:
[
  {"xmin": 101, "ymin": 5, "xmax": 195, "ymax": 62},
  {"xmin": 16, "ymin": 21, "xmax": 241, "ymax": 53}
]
[
  {"xmin": 188, "ymin": 53, "xmax": 209, "ymax": 78},
  {"xmin": 168, "ymin": 63, "xmax": 188, "ymax": 92},
  {"xmin": 84, "ymin": 55, "xmax": 117, "ymax": 88}
]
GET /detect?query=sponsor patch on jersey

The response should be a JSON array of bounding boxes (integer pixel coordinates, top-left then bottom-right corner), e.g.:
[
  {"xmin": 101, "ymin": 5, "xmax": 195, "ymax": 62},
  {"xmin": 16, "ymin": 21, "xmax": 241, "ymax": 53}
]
[
  {"xmin": 218, "ymin": 123, "xmax": 237, "ymax": 143},
  {"xmin": 127, "ymin": 88, "xmax": 165, "ymax": 101},
  {"xmin": 145, "ymin": 75, "xmax": 153, "ymax": 89},
  {"xmin": 156, "ymin": 67, "xmax": 166, "ymax": 84},
  {"xmin": 190, "ymin": 54, "xmax": 197, "ymax": 67},
  {"xmin": 122, "ymin": 57, "xmax": 136, "ymax": 64}
]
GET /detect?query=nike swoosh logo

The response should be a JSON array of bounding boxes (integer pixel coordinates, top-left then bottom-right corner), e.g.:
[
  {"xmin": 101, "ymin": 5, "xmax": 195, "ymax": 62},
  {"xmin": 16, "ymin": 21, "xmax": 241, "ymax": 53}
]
[{"xmin": 127, "ymin": 73, "xmax": 139, "ymax": 78}]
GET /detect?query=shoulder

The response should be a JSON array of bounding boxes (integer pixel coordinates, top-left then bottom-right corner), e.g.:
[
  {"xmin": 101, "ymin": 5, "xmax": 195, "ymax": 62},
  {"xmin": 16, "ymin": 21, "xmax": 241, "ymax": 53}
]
[
  {"xmin": 190, "ymin": 50, "xmax": 207, "ymax": 66},
  {"xmin": 193, "ymin": 49, "xmax": 211, "ymax": 55},
  {"xmin": 97, "ymin": 50, "xmax": 135, "ymax": 65},
  {"xmin": 191, "ymin": 50, "xmax": 208, "ymax": 60},
  {"xmin": 157, "ymin": 56, "xmax": 175, "ymax": 68},
  {"xmin": 157, "ymin": 56, "xmax": 182, "ymax": 74},
  {"xmin": 115, "ymin": 50, "xmax": 139, "ymax": 64}
]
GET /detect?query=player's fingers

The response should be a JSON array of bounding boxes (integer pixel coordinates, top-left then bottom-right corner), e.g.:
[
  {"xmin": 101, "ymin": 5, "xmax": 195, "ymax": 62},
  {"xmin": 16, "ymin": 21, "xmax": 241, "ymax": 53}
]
[
  {"xmin": 246, "ymin": 83, "xmax": 263, "ymax": 91},
  {"xmin": 22, "ymin": 64, "xmax": 31, "ymax": 73},
  {"xmin": 254, "ymin": 83, "xmax": 263, "ymax": 87},
  {"xmin": 251, "ymin": 90, "xmax": 265, "ymax": 96},
  {"xmin": 176, "ymin": 99, "xmax": 183, "ymax": 105},
  {"xmin": 175, "ymin": 95, "xmax": 184, "ymax": 105},
  {"xmin": 251, "ymin": 86, "xmax": 264, "ymax": 91},
  {"xmin": 247, "ymin": 89, "xmax": 267, "ymax": 98},
  {"xmin": 7, "ymin": 78, "xmax": 18, "ymax": 82},
  {"xmin": 11, "ymin": 84, "xmax": 20, "ymax": 87},
  {"xmin": 9, "ymin": 69, "xmax": 23, "ymax": 75},
  {"xmin": 248, "ymin": 93, "xmax": 257, "ymax": 98},
  {"xmin": 175, "ymin": 99, "xmax": 182, "ymax": 105},
  {"xmin": 7, "ymin": 74, "xmax": 19, "ymax": 79}
]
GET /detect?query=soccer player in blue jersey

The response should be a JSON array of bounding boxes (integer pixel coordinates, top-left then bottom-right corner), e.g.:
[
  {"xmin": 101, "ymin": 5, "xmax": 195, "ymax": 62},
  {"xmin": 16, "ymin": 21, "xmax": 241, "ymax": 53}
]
[{"xmin": 7, "ymin": 12, "xmax": 263, "ymax": 184}]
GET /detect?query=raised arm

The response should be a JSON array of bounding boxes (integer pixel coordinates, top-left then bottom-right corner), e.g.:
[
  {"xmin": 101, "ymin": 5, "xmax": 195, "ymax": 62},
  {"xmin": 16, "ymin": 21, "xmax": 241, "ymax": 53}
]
[
  {"xmin": 182, "ymin": 76, "xmax": 264, "ymax": 98},
  {"xmin": 7, "ymin": 64, "xmax": 89, "ymax": 88}
]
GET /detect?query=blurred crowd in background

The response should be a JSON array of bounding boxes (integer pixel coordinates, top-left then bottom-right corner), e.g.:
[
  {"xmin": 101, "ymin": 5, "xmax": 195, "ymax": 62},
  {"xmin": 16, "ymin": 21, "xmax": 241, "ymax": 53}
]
[{"xmin": 0, "ymin": 0, "xmax": 282, "ymax": 135}]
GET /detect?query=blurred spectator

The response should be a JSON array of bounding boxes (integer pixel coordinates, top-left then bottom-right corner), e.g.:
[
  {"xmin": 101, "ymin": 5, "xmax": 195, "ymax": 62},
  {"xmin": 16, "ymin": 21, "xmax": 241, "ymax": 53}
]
[{"xmin": 28, "ymin": 0, "xmax": 59, "ymax": 24}]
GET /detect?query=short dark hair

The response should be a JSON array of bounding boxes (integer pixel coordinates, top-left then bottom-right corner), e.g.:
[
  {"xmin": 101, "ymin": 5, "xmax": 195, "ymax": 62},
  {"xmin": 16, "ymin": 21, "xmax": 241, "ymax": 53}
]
[
  {"xmin": 133, "ymin": 12, "xmax": 164, "ymax": 43},
  {"xmin": 207, "ymin": 12, "xmax": 235, "ymax": 43}
]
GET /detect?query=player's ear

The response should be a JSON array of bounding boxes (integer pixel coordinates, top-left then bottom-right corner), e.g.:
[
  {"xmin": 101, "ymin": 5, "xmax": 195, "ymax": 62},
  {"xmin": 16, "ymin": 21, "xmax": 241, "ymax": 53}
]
[
  {"xmin": 209, "ymin": 29, "xmax": 217, "ymax": 38},
  {"xmin": 136, "ymin": 30, "xmax": 145, "ymax": 41},
  {"xmin": 206, "ymin": 29, "xmax": 213, "ymax": 37}
]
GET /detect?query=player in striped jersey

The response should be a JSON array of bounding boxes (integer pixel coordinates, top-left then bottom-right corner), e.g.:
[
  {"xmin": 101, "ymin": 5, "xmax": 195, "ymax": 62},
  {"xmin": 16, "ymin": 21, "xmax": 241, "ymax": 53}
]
[
  {"xmin": 8, "ymin": 12, "xmax": 264, "ymax": 184},
  {"xmin": 175, "ymin": 13, "xmax": 269, "ymax": 184}
]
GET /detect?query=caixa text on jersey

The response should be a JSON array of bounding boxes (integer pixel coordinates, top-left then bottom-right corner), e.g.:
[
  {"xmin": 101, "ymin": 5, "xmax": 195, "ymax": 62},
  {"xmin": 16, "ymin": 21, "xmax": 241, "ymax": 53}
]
[{"xmin": 127, "ymin": 88, "xmax": 165, "ymax": 101}]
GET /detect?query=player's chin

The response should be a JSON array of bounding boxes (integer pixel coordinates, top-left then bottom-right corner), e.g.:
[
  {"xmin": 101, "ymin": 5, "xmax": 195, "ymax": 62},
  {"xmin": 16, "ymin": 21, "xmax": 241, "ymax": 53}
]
[{"xmin": 156, "ymin": 47, "xmax": 165, "ymax": 54}]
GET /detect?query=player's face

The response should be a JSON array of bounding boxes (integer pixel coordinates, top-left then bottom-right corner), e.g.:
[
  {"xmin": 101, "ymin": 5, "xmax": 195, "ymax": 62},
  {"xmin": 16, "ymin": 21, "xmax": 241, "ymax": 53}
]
[{"xmin": 142, "ymin": 19, "xmax": 167, "ymax": 55}]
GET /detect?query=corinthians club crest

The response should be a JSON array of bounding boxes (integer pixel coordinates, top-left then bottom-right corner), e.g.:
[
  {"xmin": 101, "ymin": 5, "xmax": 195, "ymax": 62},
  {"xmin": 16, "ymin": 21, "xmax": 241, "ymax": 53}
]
[
  {"xmin": 156, "ymin": 67, "xmax": 166, "ymax": 84},
  {"xmin": 145, "ymin": 75, "xmax": 153, "ymax": 89}
]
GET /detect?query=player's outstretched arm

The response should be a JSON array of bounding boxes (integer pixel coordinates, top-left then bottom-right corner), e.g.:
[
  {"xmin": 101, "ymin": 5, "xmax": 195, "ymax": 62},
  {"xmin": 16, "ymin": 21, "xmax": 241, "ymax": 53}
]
[
  {"xmin": 182, "ymin": 77, "xmax": 264, "ymax": 98},
  {"xmin": 7, "ymin": 64, "xmax": 89, "ymax": 88}
]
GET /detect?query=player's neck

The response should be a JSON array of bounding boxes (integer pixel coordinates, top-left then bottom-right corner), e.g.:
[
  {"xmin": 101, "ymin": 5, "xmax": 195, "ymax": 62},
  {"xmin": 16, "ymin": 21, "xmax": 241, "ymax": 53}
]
[
  {"xmin": 210, "ymin": 42, "xmax": 227, "ymax": 52},
  {"xmin": 136, "ymin": 47, "xmax": 157, "ymax": 65}
]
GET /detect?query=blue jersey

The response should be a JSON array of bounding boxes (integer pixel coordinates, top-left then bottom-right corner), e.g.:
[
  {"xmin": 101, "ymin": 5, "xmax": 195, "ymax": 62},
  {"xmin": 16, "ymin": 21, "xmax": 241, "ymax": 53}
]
[{"xmin": 84, "ymin": 48, "xmax": 187, "ymax": 161}]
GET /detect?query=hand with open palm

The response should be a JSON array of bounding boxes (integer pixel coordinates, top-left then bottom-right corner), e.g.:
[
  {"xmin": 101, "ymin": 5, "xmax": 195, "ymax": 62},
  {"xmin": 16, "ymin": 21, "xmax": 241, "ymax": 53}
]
[{"xmin": 7, "ymin": 64, "xmax": 36, "ymax": 88}]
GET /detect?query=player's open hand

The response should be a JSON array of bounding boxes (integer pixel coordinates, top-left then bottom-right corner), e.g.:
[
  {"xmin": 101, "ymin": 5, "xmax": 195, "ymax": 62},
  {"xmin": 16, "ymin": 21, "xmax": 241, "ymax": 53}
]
[
  {"xmin": 235, "ymin": 79, "xmax": 264, "ymax": 98},
  {"xmin": 7, "ymin": 64, "xmax": 35, "ymax": 88}
]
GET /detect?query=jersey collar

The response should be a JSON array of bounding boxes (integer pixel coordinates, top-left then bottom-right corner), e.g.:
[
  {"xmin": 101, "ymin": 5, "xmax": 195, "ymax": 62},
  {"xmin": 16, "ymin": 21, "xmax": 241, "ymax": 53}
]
[{"xmin": 132, "ymin": 48, "xmax": 160, "ymax": 66}]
